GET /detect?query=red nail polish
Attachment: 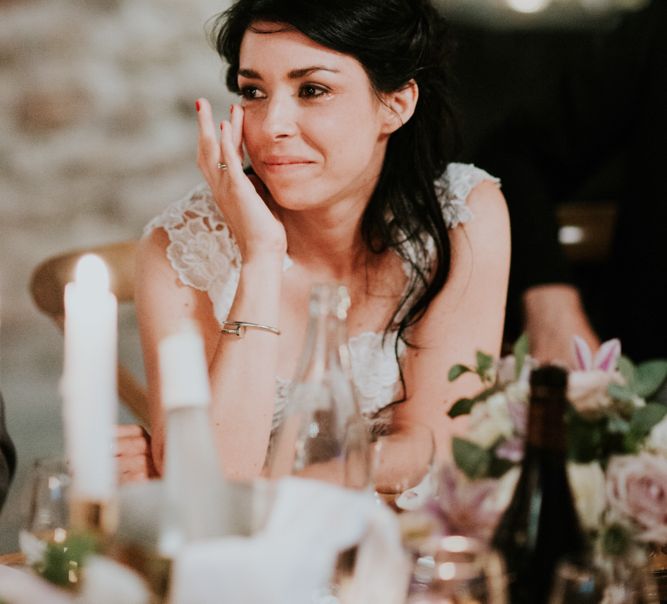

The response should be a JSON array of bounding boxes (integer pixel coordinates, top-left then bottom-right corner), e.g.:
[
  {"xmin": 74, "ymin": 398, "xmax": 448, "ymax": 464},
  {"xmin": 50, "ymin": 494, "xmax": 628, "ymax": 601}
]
[
  {"xmin": 195, "ymin": 100, "xmax": 201, "ymax": 112},
  {"xmin": 220, "ymin": 122, "xmax": 224, "ymax": 131}
]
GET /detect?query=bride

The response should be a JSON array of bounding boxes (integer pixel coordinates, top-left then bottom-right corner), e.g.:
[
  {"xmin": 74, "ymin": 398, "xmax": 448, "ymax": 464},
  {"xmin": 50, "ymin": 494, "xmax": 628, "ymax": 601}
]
[{"xmin": 119, "ymin": 0, "xmax": 510, "ymax": 483}]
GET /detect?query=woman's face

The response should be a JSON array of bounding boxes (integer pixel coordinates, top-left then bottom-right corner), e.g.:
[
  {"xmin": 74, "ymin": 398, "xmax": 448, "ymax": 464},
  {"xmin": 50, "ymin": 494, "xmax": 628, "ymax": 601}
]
[{"xmin": 238, "ymin": 23, "xmax": 393, "ymax": 213}]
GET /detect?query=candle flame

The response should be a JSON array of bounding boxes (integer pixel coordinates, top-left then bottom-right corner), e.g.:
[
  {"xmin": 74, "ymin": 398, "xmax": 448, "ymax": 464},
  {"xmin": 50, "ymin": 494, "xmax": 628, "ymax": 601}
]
[{"xmin": 74, "ymin": 254, "xmax": 110, "ymax": 291}]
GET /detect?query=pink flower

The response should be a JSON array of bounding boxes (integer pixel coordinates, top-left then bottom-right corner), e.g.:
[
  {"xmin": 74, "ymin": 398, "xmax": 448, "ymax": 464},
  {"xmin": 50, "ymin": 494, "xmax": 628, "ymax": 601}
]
[
  {"xmin": 606, "ymin": 454, "xmax": 667, "ymax": 543},
  {"xmin": 432, "ymin": 464, "xmax": 518, "ymax": 541},
  {"xmin": 573, "ymin": 336, "xmax": 621, "ymax": 373}
]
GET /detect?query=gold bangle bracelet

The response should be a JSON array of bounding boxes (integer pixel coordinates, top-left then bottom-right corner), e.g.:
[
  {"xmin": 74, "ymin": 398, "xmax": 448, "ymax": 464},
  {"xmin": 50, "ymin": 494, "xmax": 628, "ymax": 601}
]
[{"xmin": 221, "ymin": 320, "xmax": 281, "ymax": 337}]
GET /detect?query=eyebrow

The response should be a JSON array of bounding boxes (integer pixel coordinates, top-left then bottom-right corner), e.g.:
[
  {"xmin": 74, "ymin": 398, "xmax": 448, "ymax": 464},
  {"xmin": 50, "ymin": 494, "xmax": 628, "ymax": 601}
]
[{"xmin": 237, "ymin": 66, "xmax": 340, "ymax": 80}]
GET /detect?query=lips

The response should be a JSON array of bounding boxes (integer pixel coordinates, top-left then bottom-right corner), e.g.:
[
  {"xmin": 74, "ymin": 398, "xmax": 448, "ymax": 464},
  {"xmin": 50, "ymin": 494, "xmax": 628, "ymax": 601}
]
[{"xmin": 262, "ymin": 155, "xmax": 316, "ymax": 168}]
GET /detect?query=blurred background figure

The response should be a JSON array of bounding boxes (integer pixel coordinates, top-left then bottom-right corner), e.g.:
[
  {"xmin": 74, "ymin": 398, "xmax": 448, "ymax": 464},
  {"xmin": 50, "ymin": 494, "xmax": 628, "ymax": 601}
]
[
  {"xmin": 0, "ymin": 392, "xmax": 17, "ymax": 512},
  {"xmin": 447, "ymin": 0, "xmax": 666, "ymax": 364}
]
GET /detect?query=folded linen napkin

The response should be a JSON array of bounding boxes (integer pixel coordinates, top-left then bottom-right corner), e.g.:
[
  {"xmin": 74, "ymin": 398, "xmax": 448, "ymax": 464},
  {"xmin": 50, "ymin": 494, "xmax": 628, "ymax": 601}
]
[{"xmin": 170, "ymin": 477, "xmax": 410, "ymax": 604}]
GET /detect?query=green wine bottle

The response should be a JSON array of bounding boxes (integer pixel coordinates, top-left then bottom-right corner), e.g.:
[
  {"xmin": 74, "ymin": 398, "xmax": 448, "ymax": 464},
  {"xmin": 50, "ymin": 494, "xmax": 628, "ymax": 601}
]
[{"xmin": 492, "ymin": 365, "xmax": 588, "ymax": 603}]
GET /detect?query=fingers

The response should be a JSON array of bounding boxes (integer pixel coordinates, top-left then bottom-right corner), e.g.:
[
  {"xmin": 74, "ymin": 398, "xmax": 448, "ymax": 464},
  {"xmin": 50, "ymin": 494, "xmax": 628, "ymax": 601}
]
[
  {"xmin": 115, "ymin": 423, "xmax": 158, "ymax": 483},
  {"xmin": 196, "ymin": 97, "xmax": 220, "ymax": 176},
  {"xmin": 230, "ymin": 103, "xmax": 244, "ymax": 161},
  {"xmin": 219, "ymin": 119, "xmax": 246, "ymax": 180}
]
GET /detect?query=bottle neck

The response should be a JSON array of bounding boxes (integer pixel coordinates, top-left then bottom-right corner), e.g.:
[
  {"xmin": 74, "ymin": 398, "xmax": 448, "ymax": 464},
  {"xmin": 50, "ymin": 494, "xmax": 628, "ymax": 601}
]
[
  {"xmin": 525, "ymin": 389, "xmax": 567, "ymax": 453},
  {"xmin": 297, "ymin": 310, "xmax": 350, "ymax": 381}
]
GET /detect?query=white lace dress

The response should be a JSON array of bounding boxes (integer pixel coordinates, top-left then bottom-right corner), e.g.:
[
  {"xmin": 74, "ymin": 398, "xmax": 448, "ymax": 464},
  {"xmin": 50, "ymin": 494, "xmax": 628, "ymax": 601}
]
[{"xmin": 144, "ymin": 162, "xmax": 499, "ymax": 430}]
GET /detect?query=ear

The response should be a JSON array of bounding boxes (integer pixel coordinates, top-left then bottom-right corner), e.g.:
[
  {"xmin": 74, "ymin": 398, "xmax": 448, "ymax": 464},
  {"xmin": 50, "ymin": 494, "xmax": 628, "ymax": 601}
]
[{"xmin": 380, "ymin": 79, "xmax": 419, "ymax": 134}]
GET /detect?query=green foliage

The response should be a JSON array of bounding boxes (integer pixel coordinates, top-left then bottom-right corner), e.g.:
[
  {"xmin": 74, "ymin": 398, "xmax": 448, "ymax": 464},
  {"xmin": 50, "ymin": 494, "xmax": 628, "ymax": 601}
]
[
  {"xmin": 629, "ymin": 403, "xmax": 667, "ymax": 439},
  {"xmin": 618, "ymin": 356, "xmax": 636, "ymax": 388},
  {"xmin": 476, "ymin": 351, "xmax": 494, "ymax": 380},
  {"xmin": 448, "ymin": 397, "xmax": 474, "ymax": 418},
  {"xmin": 634, "ymin": 360, "xmax": 667, "ymax": 399},
  {"xmin": 448, "ymin": 364, "xmax": 471, "ymax": 382},
  {"xmin": 512, "ymin": 332, "xmax": 530, "ymax": 379},
  {"xmin": 608, "ymin": 382, "xmax": 636, "ymax": 403},
  {"xmin": 566, "ymin": 411, "xmax": 606, "ymax": 463},
  {"xmin": 448, "ymin": 386, "xmax": 500, "ymax": 419},
  {"xmin": 34, "ymin": 531, "xmax": 99, "ymax": 589},
  {"xmin": 452, "ymin": 437, "xmax": 491, "ymax": 479},
  {"xmin": 602, "ymin": 524, "xmax": 632, "ymax": 557}
]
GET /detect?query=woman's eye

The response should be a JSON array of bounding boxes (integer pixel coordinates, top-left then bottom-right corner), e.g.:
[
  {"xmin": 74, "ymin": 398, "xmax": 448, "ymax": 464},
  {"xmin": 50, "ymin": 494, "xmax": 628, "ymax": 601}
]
[
  {"xmin": 239, "ymin": 86, "xmax": 265, "ymax": 100},
  {"xmin": 299, "ymin": 84, "xmax": 328, "ymax": 99}
]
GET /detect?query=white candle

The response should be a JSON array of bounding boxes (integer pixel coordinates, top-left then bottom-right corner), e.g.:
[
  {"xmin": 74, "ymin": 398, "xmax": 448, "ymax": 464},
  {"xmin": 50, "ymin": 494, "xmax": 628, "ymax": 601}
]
[{"xmin": 62, "ymin": 254, "xmax": 118, "ymax": 501}]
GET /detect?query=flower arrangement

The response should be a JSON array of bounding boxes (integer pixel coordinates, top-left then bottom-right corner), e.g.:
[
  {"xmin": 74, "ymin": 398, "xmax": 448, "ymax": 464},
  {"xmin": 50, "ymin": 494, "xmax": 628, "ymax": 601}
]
[{"xmin": 434, "ymin": 334, "xmax": 667, "ymax": 565}]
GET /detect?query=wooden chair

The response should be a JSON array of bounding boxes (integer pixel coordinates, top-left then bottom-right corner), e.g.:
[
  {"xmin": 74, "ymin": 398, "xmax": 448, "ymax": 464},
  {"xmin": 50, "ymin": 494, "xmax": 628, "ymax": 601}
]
[{"xmin": 29, "ymin": 240, "xmax": 149, "ymax": 426}]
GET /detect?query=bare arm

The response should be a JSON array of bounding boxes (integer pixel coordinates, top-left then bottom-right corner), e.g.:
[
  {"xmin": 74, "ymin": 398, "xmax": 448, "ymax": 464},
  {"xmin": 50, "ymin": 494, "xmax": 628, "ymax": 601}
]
[
  {"xmin": 135, "ymin": 100, "xmax": 287, "ymax": 481},
  {"xmin": 522, "ymin": 284, "xmax": 599, "ymax": 367},
  {"xmin": 393, "ymin": 180, "xmax": 511, "ymax": 464}
]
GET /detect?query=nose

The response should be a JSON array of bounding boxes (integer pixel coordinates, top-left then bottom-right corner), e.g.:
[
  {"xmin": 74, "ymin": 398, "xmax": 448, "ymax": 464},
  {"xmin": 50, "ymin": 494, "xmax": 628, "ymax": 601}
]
[{"xmin": 262, "ymin": 94, "xmax": 298, "ymax": 140}]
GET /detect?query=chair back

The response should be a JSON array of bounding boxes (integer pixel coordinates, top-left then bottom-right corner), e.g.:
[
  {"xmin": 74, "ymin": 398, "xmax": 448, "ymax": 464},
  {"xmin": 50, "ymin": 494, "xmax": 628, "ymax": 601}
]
[{"xmin": 29, "ymin": 240, "xmax": 149, "ymax": 425}]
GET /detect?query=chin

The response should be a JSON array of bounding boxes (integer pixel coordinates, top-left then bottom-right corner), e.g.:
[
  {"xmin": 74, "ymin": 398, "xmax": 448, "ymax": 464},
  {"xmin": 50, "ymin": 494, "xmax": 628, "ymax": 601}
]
[{"xmin": 264, "ymin": 180, "xmax": 324, "ymax": 211}]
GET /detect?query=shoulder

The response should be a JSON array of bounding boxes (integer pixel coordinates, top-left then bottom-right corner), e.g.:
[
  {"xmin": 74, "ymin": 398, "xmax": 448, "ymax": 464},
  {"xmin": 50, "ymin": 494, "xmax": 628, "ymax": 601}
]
[
  {"xmin": 143, "ymin": 182, "xmax": 223, "ymax": 238},
  {"xmin": 141, "ymin": 183, "xmax": 242, "ymax": 293},
  {"xmin": 436, "ymin": 162, "xmax": 501, "ymax": 229}
]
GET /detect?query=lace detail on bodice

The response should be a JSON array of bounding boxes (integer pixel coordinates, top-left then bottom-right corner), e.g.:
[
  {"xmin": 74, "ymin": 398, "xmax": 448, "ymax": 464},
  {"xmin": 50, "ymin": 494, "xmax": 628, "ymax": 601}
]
[{"xmin": 144, "ymin": 163, "xmax": 499, "ymax": 421}]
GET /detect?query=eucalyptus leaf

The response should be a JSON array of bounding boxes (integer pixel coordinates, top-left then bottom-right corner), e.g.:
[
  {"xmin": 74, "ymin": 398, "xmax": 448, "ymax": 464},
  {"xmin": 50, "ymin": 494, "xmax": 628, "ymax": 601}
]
[
  {"xmin": 448, "ymin": 397, "xmax": 474, "ymax": 418},
  {"xmin": 629, "ymin": 403, "xmax": 667, "ymax": 439},
  {"xmin": 617, "ymin": 356, "xmax": 636, "ymax": 388},
  {"xmin": 607, "ymin": 414, "xmax": 630, "ymax": 435},
  {"xmin": 448, "ymin": 364, "xmax": 471, "ymax": 382},
  {"xmin": 488, "ymin": 455, "xmax": 516, "ymax": 478},
  {"xmin": 476, "ymin": 351, "xmax": 494, "ymax": 377},
  {"xmin": 608, "ymin": 382, "xmax": 635, "ymax": 403},
  {"xmin": 452, "ymin": 437, "xmax": 491, "ymax": 479},
  {"xmin": 512, "ymin": 332, "xmax": 529, "ymax": 379},
  {"xmin": 634, "ymin": 360, "xmax": 667, "ymax": 398}
]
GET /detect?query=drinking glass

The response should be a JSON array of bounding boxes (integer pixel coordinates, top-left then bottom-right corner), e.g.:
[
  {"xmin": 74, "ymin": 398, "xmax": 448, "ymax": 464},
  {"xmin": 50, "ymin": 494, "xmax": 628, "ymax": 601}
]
[
  {"xmin": 19, "ymin": 457, "xmax": 71, "ymax": 565},
  {"xmin": 548, "ymin": 559, "xmax": 659, "ymax": 604},
  {"xmin": 406, "ymin": 535, "xmax": 507, "ymax": 604},
  {"xmin": 547, "ymin": 560, "xmax": 605, "ymax": 604},
  {"xmin": 371, "ymin": 419, "xmax": 436, "ymax": 512}
]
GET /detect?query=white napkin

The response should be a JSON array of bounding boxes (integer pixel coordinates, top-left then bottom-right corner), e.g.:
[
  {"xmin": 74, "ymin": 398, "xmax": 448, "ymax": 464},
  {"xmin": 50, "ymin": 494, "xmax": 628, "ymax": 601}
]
[{"xmin": 169, "ymin": 477, "xmax": 410, "ymax": 604}]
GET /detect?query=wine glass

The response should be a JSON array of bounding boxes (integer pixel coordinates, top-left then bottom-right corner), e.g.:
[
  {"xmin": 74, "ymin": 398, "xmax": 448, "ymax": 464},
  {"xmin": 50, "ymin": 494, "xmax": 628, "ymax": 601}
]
[
  {"xmin": 19, "ymin": 457, "xmax": 71, "ymax": 565},
  {"xmin": 371, "ymin": 419, "xmax": 436, "ymax": 512},
  {"xmin": 407, "ymin": 535, "xmax": 508, "ymax": 604}
]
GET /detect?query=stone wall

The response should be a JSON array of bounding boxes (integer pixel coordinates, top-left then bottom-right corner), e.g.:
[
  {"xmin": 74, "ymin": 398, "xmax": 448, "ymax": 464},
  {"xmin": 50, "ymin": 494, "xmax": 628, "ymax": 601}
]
[{"xmin": 0, "ymin": 0, "xmax": 235, "ymax": 550}]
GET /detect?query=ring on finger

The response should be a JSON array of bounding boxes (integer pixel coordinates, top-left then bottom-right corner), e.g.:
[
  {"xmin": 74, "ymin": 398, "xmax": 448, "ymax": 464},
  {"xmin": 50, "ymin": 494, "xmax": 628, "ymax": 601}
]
[{"xmin": 217, "ymin": 162, "xmax": 228, "ymax": 171}]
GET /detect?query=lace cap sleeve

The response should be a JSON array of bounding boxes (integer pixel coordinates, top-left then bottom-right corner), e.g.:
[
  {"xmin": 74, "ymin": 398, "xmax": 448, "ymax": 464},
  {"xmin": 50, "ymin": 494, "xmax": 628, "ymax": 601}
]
[
  {"xmin": 142, "ymin": 183, "xmax": 242, "ymax": 324},
  {"xmin": 436, "ymin": 163, "xmax": 500, "ymax": 228}
]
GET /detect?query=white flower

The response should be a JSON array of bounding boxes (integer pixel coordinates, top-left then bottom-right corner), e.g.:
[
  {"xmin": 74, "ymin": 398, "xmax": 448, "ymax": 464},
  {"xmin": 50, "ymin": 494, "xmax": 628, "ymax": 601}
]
[
  {"xmin": 466, "ymin": 393, "xmax": 514, "ymax": 448},
  {"xmin": 567, "ymin": 369, "xmax": 624, "ymax": 417},
  {"xmin": 606, "ymin": 453, "xmax": 667, "ymax": 543},
  {"xmin": 646, "ymin": 416, "xmax": 667, "ymax": 456},
  {"xmin": 567, "ymin": 462, "xmax": 606, "ymax": 531}
]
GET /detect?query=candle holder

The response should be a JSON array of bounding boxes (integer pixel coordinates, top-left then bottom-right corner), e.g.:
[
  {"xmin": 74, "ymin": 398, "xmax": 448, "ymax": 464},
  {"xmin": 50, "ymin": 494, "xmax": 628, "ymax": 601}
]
[{"xmin": 70, "ymin": 497, "xmax": 119, "ymax": 539}]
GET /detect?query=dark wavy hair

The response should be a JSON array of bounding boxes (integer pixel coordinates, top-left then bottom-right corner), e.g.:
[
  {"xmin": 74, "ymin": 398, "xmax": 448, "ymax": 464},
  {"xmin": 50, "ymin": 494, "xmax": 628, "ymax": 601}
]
[{"xmin": 210, "ymin": 0, "xmax": 459, "ymax": 400}]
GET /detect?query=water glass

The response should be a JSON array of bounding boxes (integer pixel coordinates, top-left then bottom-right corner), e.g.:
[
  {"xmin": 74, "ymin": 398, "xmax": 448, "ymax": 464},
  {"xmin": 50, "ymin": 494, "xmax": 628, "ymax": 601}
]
[
  {"xmin": 371, "ymin": 419, "xmax": 436, "ymax": 512},
  {"xmin": 19, "ymin": 457, "xmax": 71, "ymax": 565},
  {"xmin": 407, "ymin": 535, "xmax": 507, "ymax": 604}
]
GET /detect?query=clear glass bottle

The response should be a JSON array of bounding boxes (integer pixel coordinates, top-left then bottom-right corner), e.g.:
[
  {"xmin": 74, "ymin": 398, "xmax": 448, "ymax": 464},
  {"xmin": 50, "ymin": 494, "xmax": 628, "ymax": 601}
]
[
  {"xmin": 157, "ymin": 321, "xmax": 233, "ymax": 557},
  {"xmin": 267, "ymin": 283, "xmax": 370, "ymax": 488}
]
